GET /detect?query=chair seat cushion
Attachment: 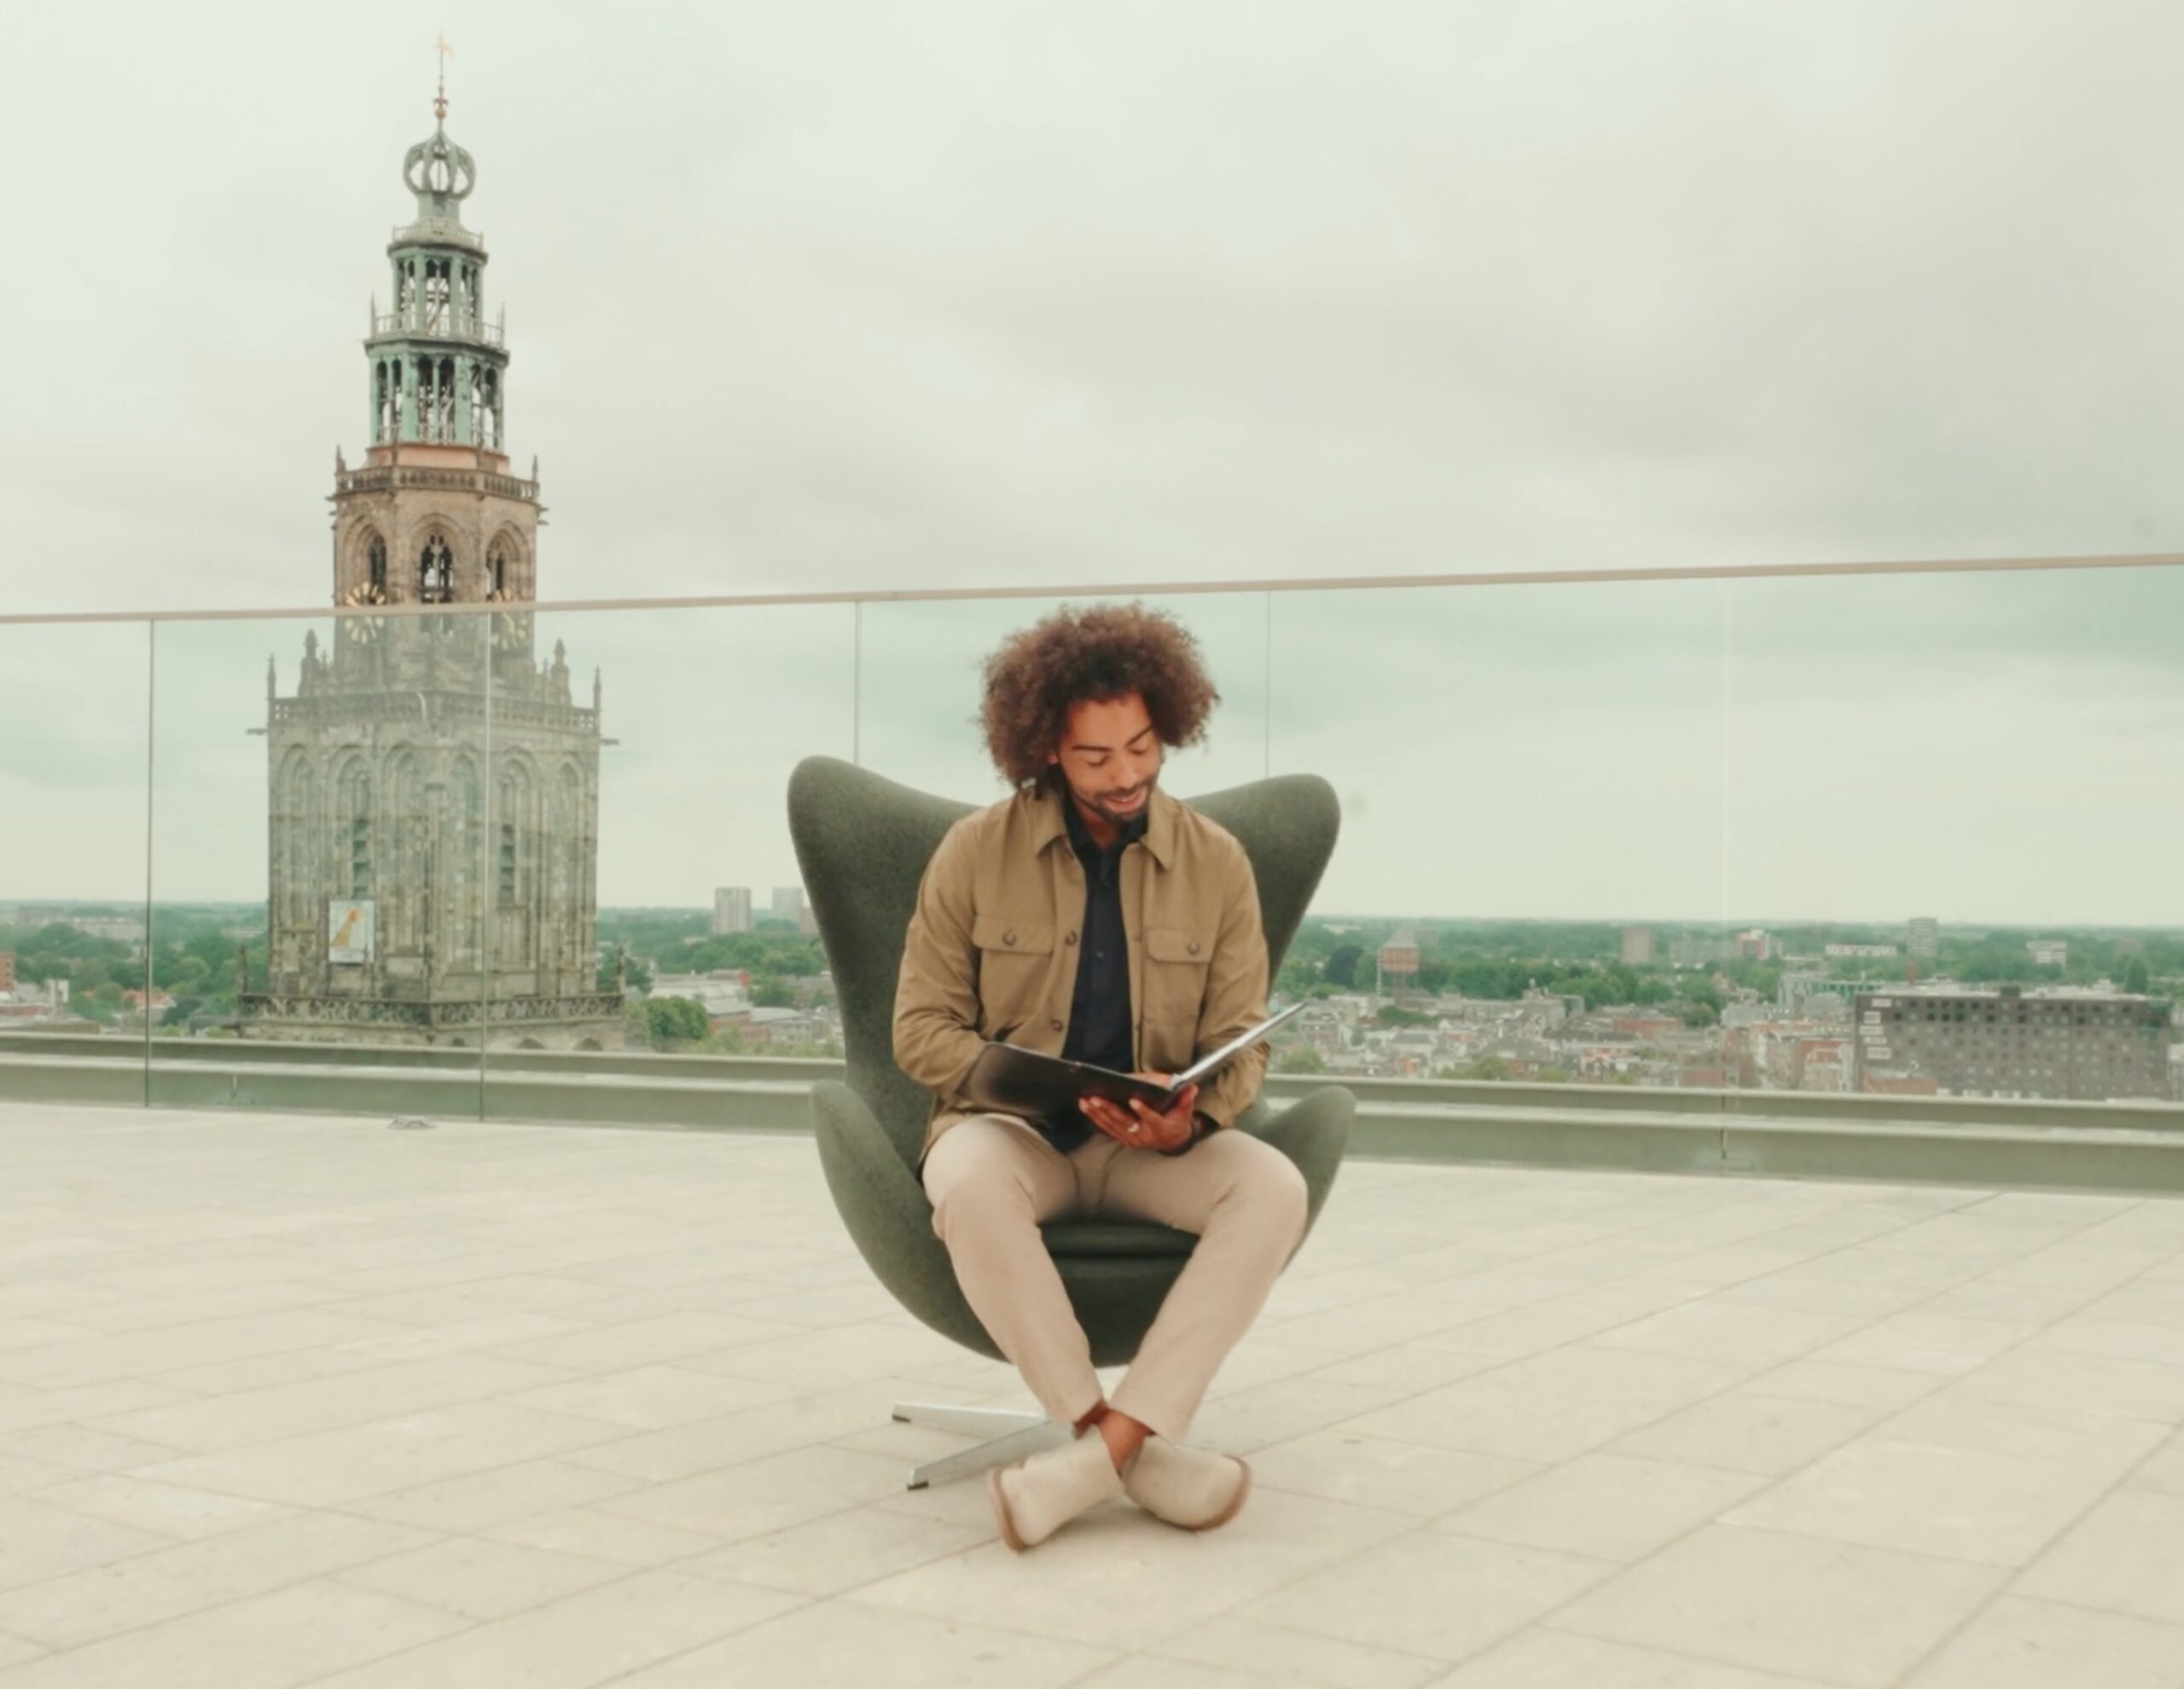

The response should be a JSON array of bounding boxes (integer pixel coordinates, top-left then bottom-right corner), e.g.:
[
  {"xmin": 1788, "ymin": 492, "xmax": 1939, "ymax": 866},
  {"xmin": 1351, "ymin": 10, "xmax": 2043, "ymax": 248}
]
[{"xmin": 1042, "ymin": 1221, "xmax": 1199, "ymax": 1259}]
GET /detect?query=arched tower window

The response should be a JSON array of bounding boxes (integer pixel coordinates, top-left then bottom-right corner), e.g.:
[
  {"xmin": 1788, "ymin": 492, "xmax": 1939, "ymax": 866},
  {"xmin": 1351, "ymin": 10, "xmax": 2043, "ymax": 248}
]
[
  {"xmin": 487, "ymin": 547, "xmax": 507, "ymax": 599},
  {"xmin": 418, "ymin": 534, "xmax": 454, "ymax": 604},
  {"xmin": 422, "ymin": 258, "xmax": 450, "ymax": 332},
  {"xmin": 340, "ymin": 763, "xmax": 373, "ymax": 898},
  {"xmin": 366, "ymin": 536, "xmax": 387, "ymax": 599}
]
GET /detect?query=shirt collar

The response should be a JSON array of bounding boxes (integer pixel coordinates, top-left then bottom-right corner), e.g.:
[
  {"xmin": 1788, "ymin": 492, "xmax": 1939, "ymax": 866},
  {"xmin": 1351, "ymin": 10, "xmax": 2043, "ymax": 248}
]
[{"xmin": 1033, "ymin": 776, "xmax": 1174, "ymax": 869}]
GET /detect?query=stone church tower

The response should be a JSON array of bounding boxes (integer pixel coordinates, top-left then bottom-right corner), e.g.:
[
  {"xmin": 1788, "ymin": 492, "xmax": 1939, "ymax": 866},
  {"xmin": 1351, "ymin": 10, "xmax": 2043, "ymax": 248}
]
[{"xmin": 243, "ymin": 83, "xmax": 623, "ymax": 1050}]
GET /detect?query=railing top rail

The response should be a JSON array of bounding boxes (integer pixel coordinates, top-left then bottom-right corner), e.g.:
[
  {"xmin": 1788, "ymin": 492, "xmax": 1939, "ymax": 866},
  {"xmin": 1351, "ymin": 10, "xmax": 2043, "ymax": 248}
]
[{"xmin": 7, "ymin": 548, "xmax": 2183, "ymax": 628}]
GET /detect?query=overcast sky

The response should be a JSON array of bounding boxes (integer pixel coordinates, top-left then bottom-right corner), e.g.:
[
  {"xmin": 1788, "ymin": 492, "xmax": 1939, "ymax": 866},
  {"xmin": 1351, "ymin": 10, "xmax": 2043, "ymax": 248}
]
[{"xmin": 3, "ymin": 2, "xmax": 2181, "ymax": 926}]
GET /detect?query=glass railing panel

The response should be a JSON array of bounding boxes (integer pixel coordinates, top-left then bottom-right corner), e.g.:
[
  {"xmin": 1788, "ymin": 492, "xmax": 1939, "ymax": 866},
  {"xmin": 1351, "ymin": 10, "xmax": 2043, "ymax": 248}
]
[
  {"xmin": 1724, "ymin": 562, "xmax": 2184, "ymax": 1103},
  {"xmin": 147, "ymin": 607, "xmax": 494, "ymax": 1119},
  {"xmin": 0, "ymin": 618, "xmax": 154, "ymax": 1102},
  {"xmin": 854, "ymin": 590, "xmax": 1272, "ymax": 805},
  {"xmin": 481, "ymin": 601, "xmax": 856, "ymax": 1124},
  {"xmin": 1266, "ymin": 579, "xmax": 1730, "ymax": 1087}
]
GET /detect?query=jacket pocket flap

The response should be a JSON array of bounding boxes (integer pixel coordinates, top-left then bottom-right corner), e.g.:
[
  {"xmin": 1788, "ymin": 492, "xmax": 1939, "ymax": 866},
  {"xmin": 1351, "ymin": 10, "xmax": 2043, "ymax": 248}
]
[
  {"xmin": 1145, "ymin": 926, "xmax": 1214, "ymax": 964},
  {"xmin": 971, "ymin": 915, "xmax": 1054, "ymax": 955}
]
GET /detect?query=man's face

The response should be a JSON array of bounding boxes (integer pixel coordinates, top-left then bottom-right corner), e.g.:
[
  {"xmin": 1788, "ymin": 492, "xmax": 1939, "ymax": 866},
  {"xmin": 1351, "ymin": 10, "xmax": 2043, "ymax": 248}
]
[{"xmin": 1050, "ymin": 692, "xmax": 1164, "ymax": 827}]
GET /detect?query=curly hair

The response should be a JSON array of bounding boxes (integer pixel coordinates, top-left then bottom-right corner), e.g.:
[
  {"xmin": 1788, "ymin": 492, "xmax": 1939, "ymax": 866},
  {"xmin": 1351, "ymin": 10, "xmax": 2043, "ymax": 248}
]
[{"xmin": 979, "ymin": 603, "xmax": 1221, "ymax": 787}]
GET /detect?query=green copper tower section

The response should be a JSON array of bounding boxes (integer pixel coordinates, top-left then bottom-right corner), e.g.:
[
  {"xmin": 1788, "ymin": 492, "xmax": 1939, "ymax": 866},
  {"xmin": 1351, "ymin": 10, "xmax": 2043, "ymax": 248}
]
[{"xmin": 366, "ymin": 93, "xmax": 507, "ymax": 452}]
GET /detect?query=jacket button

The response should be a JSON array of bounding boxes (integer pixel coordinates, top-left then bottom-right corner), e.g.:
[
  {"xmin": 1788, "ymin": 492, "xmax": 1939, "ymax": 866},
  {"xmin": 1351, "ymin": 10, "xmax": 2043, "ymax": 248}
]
[
  {"xmin": 1002, "ymin": 930, "xmax": 1016, "ymax": 947},
  {"xmin": 1064, "ymin": 931, "xmax": 1077, "ymax": 945},
  {"xmin": 1049, "ymin": 1017, "xmax": 1064, "ymax": 1032},
  {"xmin": 1187, "ymin": 939, "xmax": 1201, "ymax": 956}
]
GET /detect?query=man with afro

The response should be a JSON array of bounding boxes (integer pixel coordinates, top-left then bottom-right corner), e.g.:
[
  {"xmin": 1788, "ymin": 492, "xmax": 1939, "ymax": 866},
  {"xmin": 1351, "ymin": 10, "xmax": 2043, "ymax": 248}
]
[{"xmin": 894, "ymin": 602, "xmax": 1309, "ymax": 1551}]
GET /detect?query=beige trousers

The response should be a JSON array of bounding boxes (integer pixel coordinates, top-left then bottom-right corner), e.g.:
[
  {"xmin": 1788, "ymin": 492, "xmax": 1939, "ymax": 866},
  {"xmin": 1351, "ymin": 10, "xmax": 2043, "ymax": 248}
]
[{"xmin": 920, "ymin": 1113, "xmax": 1310, "ymax": 1442}]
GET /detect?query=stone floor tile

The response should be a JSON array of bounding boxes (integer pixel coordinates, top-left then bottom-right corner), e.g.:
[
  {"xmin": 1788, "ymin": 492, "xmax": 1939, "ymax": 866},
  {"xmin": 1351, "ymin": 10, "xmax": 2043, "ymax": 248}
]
[
  {"xmin": 1594, "ymin": 1302, "xmax": 1866, "ymax": 1373},
  {"xmin": 0, "ymin": 1495, "xmax": 174, "ymax": 1594},
  {"xmin": 1249, "ymin": 1429, "xmax": 1541, "ymax": 1518},
  {"xmin": 2129, "ymin": 1430, "xmax": 2184, "ymax": 1495},
  {"xmin": 1740, "ymin": 1357, "xmax": 1946, "ymax": 1412},
  {"xmin": 0, "ymin": 1381, "xmax": 194, "ymax": 1438},
  {"xmin": 502, "ymin": 1364, "xmax": 791, "ymax": 1430},
  {"xmin": 347, "ymin": 1456, "xmax": 645, "ymax": 1533},
  {"xmin": 1151, "ymin": 1612, "xmax": 1448, "ymax": 1689},
  {"xmin": 1342, "ymin": 1345, "xmax": 1744, "ymax": 1464},
  {"xmin": 1873, "ymin": 1386, "xmax": 2172, "ymax": 1473},
  {"xmin": 1235, "ymin": 1530, "xmax": 1615, "ymax": 1664},
  {"xmin": 1427, "ymin": 1629, "xmax": 1839, "ymax": 1686},
  {"xmin": 1551, "ymin": 1523, "xmax": 2003, "ymax": 1687},
  {"xmin": 855, "ymin": 1488, "xmax": 1414, "ymax": 1653},
  {"xmin": 593, "ymin": 1444, "xmax": 909, "ymax": 1544},
  {"xmin": 1810, "ymin": 1311, "xmax": 2040, "ymax": 1377},
  {"xmin": 1607, "ymin": 1388, "xmax": 1886, "ymax": 1476},
  {"xmin": 1952, "ymin": 1348, "xmax": 2184, "ymax": 1424},
  {"xmin": 1071, "ymin": 1660, "xmax": 1294, "ymax": 1689},
  {"xmin": 135, "ymin": 1399, "xmax": 621, "ymax": 1507},
  {"xmin": 480, "ymin": 1506, "xmax": 724, "ymax": 1566},
  {"xmin": 23, "ymin": 1471, "xmax": 291, "ymax": 1540},
  {"xmin": 612, "ymin": 1598, "xmax": 1113, "ymax": 1689},
  {"xmin": 0, "ymin": 1631, "xmax": 44, "ymax": 1669},
  {"xmin": 0, "ymin": 1508, "xmax": 438, "ymax": 1649},
  {"xmin": 1186, "ymin": 1377, "xmax": 1410, "ymax": 1455},
  {"xmin": 0, "ymin": 1577, "xmax": 463, "ymax": 1689},
  {"xmin": 1418, "ymin": 1298, "xmax": 1643, "ymax": 1361},
  {"xmin": 1723, "ymin": 1435, "xmax": 2122, "ymax": 1566},
  {"xmin": 2016, "ymin": 1487, "xmax": 2184, "ymax": 1624},
  {"xmin": 302, "ymin": 1569, "xmax": 804, "ymax": 1688},
  {"xmin": 1901, "ymin": 1594, "xmax": 2184, "ymax": 1689},
  {"xmin": 1438, "ymin": 1453, "xmax": 1765, "ymax": 1562},
  {"xmin": 336, "ymin": 1534, "xmax": 633, "ymax": 1620},
  {"xmin": 0, "ymin": 1454, "xmax": 78, "ymax": 1499},
  {"xmin": 1287, "ymin": 1343, "xmax": 1510, "ymax": 1396},
  {"xmin": 0, "ymin": 1424, "xmax": 186, "ymax": 1474},
  {"xmin": 90, "ymin": 1353, "xmax": 578, "ymax": 1454},
  {"xmin": 677, "ymin": 1503, "xmax": 986, "ymax": 1596}
]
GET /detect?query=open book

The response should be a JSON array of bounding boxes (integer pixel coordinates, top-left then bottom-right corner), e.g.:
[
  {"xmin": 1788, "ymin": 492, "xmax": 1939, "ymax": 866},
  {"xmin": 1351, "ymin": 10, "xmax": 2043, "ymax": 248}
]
[{"xmin": 956, "ymin": 1002, "xmax": 1306, "ymax": 1121}]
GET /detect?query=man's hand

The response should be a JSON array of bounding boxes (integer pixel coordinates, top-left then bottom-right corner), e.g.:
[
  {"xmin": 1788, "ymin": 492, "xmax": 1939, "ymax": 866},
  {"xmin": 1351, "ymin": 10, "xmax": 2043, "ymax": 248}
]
[{"xmin": 1081, "ymin": 1077, "xmax": 1199, "ymax": 1153}]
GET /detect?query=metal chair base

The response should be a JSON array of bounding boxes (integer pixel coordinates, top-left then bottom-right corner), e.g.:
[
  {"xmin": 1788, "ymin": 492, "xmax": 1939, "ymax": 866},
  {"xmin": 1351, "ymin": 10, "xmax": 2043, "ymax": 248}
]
[{"xmin": 891, "ymin": 1402, "xmax": 1068, "ymax": 1490}]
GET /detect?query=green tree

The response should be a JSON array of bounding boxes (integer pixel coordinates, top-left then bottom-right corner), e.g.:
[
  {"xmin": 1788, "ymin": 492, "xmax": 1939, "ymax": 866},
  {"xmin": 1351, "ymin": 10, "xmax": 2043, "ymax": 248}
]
[
  {"xmin": 2124, "ymin": 955, "xmax": 2152, "ymax": 995},
  {"xmin": 1322, "ymin": 943, "xmax": 1363, "ymax": 989},
  {"xmin": 1462, "ymin": 1054, "xmax": 1511, "ymax": 1082},
  {"xmin": 752, "ymin": 977, "xmax": 795, "ymax": 1008},
  {"xmin": 1273, "ymin": 1047, "xmax": 1327, "ymax": 1075},
  {"xmin": 642, "ymin": 996, "xmax": 709, "ymax": 1047}
]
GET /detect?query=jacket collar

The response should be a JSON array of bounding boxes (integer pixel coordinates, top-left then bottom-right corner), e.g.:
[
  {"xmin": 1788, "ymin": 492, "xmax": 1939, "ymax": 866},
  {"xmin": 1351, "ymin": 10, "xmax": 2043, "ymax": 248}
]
[{"xmin": 1029, "ymin": 776, "xmax": 1176, "ymax": 870}]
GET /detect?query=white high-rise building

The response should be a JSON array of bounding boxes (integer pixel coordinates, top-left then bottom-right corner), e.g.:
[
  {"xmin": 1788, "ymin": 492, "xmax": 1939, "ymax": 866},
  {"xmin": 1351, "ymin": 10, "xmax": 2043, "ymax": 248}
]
[{"xmin": 712, "ymin": 887, "xmax": 752, "ymax": 936}]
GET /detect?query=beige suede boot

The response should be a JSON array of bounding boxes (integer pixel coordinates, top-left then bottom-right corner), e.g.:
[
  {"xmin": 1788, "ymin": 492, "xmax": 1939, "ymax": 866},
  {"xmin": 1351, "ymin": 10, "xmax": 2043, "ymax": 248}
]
[
  {"xmin": 1122, "ymin": 1437, "xmax": 1252, "ymax": 1531},
  {"xmin": 988, "ymin": 1430, "xmax": 1125, "ymax": 1552}
]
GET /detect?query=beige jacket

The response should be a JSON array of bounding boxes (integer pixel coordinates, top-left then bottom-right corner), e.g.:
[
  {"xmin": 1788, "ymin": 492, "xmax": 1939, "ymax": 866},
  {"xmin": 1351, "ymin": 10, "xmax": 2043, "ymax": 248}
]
[{"xmin": 893, "ymin": 779, "xmax": 1270, "ymax": 1163}]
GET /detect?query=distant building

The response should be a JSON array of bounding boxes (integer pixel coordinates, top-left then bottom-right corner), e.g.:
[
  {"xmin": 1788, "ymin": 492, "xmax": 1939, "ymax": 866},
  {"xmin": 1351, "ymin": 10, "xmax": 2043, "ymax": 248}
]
[
  {"xmin": 0, "ymin": 952, "xmax": 12, "ymax": 995},
  {"xmin": 1376, "ymin": 926, "xmax": 1420, "ymax": 997},
  {"xmin": 2027, "ymin": 939, "xmax": 2068, "ymax": 967},
  {"xmin": 1735, "ymin": 929, "xmax": 1780, "ymax": 961},
  {"xmin": 1620, "ymin": 926, "xmax": 1654, "ymax": 965},
  {"xmin": 771, "ymin": 886, "xmax": 806, "ymax": 927},
  {"xmin": 1825, "ymin": 943, "xmax": 1898, "ymax": 959},
  {"xmin": 712, "ymin": 887, "xmax": 752, "ymax": 936},
  {"xmin": 1908, "ymin": 917, "xmax": 1939, "ymax": 961},
  {"xmin": 1853, "ymin": 984, "xmax": 2170, "ymax": 1101},
  {"xmin": 1668, "ymin": 933, "xmax": 1735, "ymax": 968}
]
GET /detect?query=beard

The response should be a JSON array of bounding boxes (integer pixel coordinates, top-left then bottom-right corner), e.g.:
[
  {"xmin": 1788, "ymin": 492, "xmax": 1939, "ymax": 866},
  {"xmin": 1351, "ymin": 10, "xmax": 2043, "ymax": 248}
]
[{"xmin": 1067, "ymin": 759, "xmax": 1161, "ymax": 827}]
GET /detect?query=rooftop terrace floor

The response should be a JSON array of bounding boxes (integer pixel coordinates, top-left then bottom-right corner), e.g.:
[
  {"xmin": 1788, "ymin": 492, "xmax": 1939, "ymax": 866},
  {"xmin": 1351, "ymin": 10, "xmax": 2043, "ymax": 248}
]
[{"xmin": 0, "ymin": 1106, "xmax": 2181, "ymax": 1687}]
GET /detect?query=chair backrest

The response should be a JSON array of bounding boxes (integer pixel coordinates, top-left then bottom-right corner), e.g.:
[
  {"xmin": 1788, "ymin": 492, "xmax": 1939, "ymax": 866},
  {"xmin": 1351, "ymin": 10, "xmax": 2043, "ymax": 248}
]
[{"xmin": 787, "ymin": 756, "xmax": 1339, "ymax": 1168}]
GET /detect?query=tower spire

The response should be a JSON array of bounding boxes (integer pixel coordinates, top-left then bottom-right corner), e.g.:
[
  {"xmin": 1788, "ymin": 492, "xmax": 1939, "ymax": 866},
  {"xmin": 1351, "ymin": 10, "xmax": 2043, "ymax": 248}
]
[{"xmin": 433, "ymin": 33, "xmax": 453, "ymax": 126}]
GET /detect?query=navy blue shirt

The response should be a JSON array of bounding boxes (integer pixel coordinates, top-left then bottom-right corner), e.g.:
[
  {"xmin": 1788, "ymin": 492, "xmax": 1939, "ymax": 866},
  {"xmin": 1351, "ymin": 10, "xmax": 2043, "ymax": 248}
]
[{"xmin": 1035, "ymin": 797, "xmax": 1144, "ymax": 1151}]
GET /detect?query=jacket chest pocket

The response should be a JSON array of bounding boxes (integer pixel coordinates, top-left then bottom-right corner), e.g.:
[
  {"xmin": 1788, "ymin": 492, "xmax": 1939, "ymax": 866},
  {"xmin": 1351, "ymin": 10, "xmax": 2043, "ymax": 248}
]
[
  {"xmin": 1141, "ymin": 926, "xmax": 1213, "ymax": 1032},
  {"xmin": 972, "ymin": 914, "xmax": 1054, "ymax": 1037}
]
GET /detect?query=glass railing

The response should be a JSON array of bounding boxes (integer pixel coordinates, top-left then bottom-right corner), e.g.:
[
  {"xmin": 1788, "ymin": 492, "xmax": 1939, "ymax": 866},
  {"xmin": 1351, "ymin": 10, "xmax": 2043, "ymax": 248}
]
[{"xmin": 3, "ymin": 560, "xmax": 2180, "ymax": 1121}]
